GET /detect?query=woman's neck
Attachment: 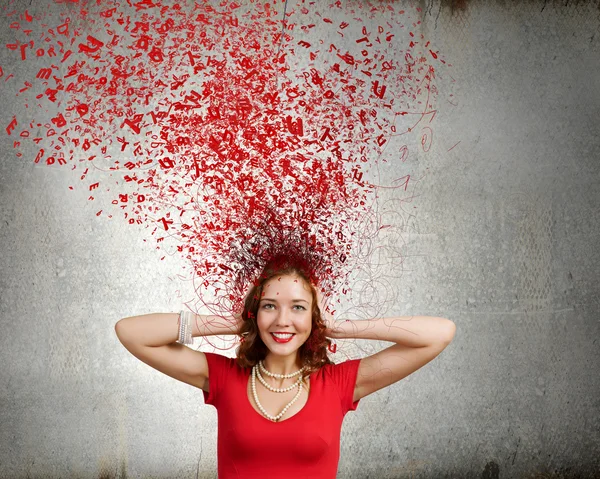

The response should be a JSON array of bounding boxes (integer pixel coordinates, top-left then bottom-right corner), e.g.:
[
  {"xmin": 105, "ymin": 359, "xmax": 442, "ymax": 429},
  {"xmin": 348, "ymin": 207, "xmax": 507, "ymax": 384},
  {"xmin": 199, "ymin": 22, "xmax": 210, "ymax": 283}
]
[{"xmin": 262, "ymin": 353, "xmax": 303, "ymax": 377}]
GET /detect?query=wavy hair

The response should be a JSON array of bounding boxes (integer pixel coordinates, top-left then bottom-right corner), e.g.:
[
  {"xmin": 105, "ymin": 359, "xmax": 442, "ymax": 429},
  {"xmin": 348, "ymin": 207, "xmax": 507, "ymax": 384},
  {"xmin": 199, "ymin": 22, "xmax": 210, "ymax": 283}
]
[{"xmin": 235, "ymin": 255, "xmax": 334, "ymax": 379}]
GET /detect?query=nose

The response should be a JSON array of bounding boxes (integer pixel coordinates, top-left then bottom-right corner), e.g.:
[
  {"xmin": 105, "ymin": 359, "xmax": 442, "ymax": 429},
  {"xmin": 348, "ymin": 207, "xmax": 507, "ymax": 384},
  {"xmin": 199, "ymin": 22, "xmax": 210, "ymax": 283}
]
[{"xmin": 275, "ymin": 307, "xmax": 292, "ymax": 328}]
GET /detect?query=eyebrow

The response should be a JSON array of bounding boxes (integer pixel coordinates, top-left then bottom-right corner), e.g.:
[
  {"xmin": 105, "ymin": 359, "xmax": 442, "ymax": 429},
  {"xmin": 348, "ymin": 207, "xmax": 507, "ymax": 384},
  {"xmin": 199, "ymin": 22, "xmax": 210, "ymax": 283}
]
[{"xmin": 260, "ymin": 298, "xmax": 310, "ymax": 304}]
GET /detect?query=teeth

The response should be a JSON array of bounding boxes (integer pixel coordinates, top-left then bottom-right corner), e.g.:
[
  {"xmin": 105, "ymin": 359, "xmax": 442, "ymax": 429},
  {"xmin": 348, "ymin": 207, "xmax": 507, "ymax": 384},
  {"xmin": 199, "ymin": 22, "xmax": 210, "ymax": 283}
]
[{"xmin": 272, "ymin": 333, "xmax": 294, "ymax": 338}]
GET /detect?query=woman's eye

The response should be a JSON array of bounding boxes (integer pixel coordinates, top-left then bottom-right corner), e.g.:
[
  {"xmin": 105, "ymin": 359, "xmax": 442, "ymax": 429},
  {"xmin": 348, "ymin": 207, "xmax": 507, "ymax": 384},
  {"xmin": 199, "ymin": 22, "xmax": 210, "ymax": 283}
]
[
  {"xmin": 293, "ymin": 305, "xmax": 306, "ymax": 311},
  {"xmin": 262, "ymin": 303, "xmax": 275, "ymax": 310}
]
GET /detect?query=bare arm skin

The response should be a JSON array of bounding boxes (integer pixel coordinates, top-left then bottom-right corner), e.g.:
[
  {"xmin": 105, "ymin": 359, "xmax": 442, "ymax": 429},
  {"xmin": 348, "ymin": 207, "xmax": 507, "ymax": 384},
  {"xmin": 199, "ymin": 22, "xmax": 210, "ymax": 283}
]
[
  {"xmin": 115, "ymin": 312, "xmax": 241, "ymax": 392},
  {"xmin": 330, "ymin": 316, "xmax": 456, "ymax": 403},
  {"xmin": 317, "ymin": 291, "xmax": 456, "ymax": 403}
]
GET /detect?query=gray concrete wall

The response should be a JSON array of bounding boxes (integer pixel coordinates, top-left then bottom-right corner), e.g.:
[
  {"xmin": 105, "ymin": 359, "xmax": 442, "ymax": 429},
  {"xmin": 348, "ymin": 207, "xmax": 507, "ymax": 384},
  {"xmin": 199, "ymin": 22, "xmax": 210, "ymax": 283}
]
[{"xmin": 0, "ymin": 1, "xmax": 599, "ymax": 478}]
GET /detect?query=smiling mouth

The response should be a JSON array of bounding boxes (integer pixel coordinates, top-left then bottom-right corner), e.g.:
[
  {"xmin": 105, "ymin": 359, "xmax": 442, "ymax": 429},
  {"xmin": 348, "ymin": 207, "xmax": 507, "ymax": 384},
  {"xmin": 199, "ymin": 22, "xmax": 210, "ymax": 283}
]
[{"xmin": 270, "ymin": 333, "xmax": 295, "ymax": 343}]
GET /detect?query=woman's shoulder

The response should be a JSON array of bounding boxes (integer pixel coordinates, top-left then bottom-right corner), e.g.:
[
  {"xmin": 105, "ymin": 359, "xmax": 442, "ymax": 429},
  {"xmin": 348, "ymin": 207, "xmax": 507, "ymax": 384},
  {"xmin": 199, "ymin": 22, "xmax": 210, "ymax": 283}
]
[
  {"xmin": 204, "ymin": 352, "xmax": 251, "ymax": 375},
  {"xmin": 203, "ymin": 351, "xmax": 245, "ymax": 373},
  {"xmin": 320, "ymin": 357, "xmax": 361, "ymax": 371},
  {"xmin": 317, "ymin": 357, "xmax": 361, "ymax": 382}
]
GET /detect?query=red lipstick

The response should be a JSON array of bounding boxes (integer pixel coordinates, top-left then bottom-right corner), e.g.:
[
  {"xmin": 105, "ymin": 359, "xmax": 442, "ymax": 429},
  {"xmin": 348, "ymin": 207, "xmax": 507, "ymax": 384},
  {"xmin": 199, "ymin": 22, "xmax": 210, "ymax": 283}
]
[{"xmin": 270, "ymin": 333, "xmax": 295, "ymax": 344}]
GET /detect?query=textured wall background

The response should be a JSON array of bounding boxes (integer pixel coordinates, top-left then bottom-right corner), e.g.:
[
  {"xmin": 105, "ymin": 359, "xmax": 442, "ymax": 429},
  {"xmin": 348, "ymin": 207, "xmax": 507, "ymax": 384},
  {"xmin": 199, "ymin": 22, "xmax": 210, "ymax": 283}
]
[{"xmin": 1, "ymin": 1, "xmax": 599, "ymax": 478}]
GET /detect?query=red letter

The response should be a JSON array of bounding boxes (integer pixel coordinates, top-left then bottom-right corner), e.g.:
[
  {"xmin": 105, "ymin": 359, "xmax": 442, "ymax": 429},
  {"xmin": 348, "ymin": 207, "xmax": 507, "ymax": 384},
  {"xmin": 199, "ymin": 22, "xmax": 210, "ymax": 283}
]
[
  {"xmin": 6, "ymin": 117, "xmax": 18, "ymax": 135},
  {"xmin": 36, "ymin": 68, "xmax": 52, "ymax": 80},
  {"xmin": 78, "ymin": 36, "xmax": 104, "ymax": 54}
]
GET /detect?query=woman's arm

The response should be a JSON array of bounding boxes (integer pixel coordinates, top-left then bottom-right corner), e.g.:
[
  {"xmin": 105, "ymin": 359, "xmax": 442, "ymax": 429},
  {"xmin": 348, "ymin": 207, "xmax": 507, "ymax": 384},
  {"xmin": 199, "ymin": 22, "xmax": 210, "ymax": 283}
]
[
  {"xmin": 327, "ymin": 315, "xmax": 455, "ymax": 347},
  {"xmin": 115, "ymin": 312, "xmax": 241, "ymax": 347},
  {"xmin": 114, "ymin": 312, "xmax": 242, "ymax": 391},
  {"xmin": 319, "ymin": 302, "xmax": 456, "ymax": 402}
]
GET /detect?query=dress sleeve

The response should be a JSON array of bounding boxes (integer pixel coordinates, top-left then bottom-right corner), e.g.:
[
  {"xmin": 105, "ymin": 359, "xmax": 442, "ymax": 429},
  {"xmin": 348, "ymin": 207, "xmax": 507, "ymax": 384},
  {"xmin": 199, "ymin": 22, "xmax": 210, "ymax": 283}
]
[
  {"xmin": 329, "ymin": 358, "xmax": 362, "ymax": 415},
  {"xmin": 202, "ymin": 352, "xmax": 234, "ymax": 409}
]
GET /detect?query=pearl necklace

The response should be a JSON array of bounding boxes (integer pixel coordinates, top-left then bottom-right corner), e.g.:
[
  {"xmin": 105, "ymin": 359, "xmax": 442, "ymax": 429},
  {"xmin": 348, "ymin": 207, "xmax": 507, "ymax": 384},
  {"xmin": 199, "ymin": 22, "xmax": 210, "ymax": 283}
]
[
  {"xmin": 259, "ymin": 360, "xmax": 304, "ymax": 379},
  {"xmin": 251, "ymin": 361, "xmax": 306, "ymax": 422}
]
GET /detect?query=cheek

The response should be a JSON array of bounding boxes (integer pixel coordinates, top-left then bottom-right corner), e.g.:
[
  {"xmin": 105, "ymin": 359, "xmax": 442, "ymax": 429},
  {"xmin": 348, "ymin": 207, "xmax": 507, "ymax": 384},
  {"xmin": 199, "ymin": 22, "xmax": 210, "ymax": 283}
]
[
  {"xmin": 300, "ymin": 315, "xmax": 313, "ymax": 333},
  {"xmin": 257, "ymin": 316, "xmax": 267, "ymax": 331},
  {"xmin": 256, "ymin": 311, "xmax": 274, "ymax": 331}
]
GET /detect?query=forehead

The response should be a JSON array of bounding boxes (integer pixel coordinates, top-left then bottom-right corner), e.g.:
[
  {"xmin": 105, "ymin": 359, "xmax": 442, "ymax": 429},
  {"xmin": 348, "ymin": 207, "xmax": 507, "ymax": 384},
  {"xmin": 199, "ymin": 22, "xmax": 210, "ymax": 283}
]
[{"xmin": 262, "ymin": 274, "xmax": 312, "ymax": 297}]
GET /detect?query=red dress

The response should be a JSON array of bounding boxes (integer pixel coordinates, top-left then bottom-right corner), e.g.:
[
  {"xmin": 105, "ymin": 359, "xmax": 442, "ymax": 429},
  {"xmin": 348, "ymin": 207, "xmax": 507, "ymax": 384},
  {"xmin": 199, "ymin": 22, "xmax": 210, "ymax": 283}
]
[{"xmin": 202, "ymin": 352, "xmax": 362, "ymax": 479}]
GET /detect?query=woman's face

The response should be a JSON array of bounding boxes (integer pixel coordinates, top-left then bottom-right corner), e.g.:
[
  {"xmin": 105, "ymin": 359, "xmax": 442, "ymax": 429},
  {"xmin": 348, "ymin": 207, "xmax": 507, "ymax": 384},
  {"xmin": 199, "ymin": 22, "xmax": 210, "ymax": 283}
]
[{"xmin": 256, "ymin": 274, "xmax": 313, "ymax": 356}]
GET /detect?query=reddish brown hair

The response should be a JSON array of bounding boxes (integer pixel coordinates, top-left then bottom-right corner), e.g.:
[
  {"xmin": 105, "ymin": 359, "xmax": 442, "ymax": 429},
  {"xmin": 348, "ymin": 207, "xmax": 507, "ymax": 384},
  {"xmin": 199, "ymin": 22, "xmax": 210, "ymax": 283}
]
[{"xmin": 235, "ymin": 255, "xmax": 333, "ymax": 378}]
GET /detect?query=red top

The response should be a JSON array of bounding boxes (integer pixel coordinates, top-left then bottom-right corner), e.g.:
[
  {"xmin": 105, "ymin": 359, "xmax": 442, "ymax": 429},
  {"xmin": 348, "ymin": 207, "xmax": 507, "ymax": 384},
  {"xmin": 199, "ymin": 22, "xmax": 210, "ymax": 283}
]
[{"xmin": 202, "ymin": 352, "xmax": 362, "ymax": 479}]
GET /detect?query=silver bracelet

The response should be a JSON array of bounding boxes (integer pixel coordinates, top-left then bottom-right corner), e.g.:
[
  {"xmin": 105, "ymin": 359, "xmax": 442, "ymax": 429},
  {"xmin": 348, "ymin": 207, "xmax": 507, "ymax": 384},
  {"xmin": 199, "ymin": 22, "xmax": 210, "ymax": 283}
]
[{"xmin": 177, "ymin": 311, "xmax": 194, "ymax": 345}]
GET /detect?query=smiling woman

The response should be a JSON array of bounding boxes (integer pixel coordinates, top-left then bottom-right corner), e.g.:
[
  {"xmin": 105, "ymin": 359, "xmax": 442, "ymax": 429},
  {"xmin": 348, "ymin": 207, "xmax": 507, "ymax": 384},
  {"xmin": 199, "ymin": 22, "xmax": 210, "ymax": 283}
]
[
  {"xmin": 235, "ymin": 255, "xmax": 334, "ymax": 381},
  {"xmin": 115, "ymin": 254, "xmax": 455, "ymax": 478}
]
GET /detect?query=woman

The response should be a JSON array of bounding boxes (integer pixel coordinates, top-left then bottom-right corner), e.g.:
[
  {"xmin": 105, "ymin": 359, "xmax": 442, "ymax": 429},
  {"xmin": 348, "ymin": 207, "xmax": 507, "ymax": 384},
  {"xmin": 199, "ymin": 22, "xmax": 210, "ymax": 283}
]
[{"xmin": 115, "ymin": 258, "xmax": 456, "ymax": 478}]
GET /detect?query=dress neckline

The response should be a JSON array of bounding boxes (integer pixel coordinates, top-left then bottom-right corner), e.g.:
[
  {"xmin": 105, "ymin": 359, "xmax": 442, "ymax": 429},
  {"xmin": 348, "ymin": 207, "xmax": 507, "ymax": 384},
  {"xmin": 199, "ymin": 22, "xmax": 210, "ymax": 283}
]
[{"xmin": 245, "ymin": 368, "xmax": 314, "ymax": 424}]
